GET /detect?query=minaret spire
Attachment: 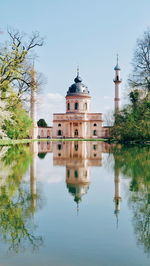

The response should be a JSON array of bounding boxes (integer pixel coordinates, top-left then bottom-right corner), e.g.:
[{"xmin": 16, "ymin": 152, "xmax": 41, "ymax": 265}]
[
  {"xmin": 77, "ymin": 65, "xmax": 79, "ymax": 77},
  {"xmin": 117, "ymin": 53, "xmax": 119, "ymax": 66},
  {"xmin": 113, "ymin": 55, "xmax": 122, "ymax": 113}
]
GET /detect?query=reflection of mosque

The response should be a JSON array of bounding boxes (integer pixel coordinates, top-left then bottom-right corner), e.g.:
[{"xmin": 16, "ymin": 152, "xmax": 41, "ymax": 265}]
[
  {"xmin": 37, "ymin": 141, "xmax": 122, "ymax": 217},
  {"xmin": 53, "ymin": 141, "xmax": 103, "ymax": 212}
]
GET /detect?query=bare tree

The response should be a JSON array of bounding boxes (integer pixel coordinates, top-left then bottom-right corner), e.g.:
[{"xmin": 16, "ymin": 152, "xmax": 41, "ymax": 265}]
[
  {"xmin": 129, "ymin": 29, "xmax": 150, "ymax": 92},
  {"xmin": 0, "ymin": 28, "xmax": 44, "ymax": 99}
]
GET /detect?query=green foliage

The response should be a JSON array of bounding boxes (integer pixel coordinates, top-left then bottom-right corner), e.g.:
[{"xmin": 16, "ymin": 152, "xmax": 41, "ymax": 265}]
[
  {"xmin": 0, "ymin": 29, "xmax": 43, "ymax": 139},
  {"xmin": 111, "ymin": 93, "xmax": 150, "ymax": 141},
  {"xmin": 3, "ymin": 103, "xmax": 32, "ymax": 139},
  {"xmin": 37, "ymin": 118, "xmax": 48, "ymax": 127},
  {"xmin": 112, "ymin": 145, "xmax": 150, "ymax": 253},
  {"xmin": 0, "ymin": 144, "xmax": 43, "ymax": 253}
]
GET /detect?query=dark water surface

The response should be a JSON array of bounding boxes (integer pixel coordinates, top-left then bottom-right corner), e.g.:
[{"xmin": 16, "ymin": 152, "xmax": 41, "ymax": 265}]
[{"xmin": 0, "ymin": 141, "xmax": 150, "ymax": 266}]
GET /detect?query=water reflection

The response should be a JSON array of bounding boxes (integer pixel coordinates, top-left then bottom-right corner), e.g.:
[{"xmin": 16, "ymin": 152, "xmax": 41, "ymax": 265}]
[
  {"xmin": 0, "ymin": 144, "xmax": 43, "ymax": 253},
  {"xmin": 38, "ymin": 141, "xmax": 115, "ymax": 212},
  {"xmin": 1, "ymin": 140, "xmax": 150, "ymax": 262},
  {"xmin": 112, "ymin": 145, "xmax": 150, "ymax": 254}
]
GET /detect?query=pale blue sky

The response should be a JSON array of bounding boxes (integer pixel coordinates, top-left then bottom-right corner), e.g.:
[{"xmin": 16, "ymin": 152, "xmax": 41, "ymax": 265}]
[{"xmin": 1, "ymin": 0, "xmax": 150, "ymax": 123}]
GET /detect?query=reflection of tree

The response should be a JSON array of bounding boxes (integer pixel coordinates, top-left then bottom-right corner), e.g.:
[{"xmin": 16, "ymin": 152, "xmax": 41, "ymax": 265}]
[
  {"xmin": 0, "ymin": 145, "xmax": 43, "ymax": 253},
  {"xmin": 112, "ymin": 145, "xmax": 150, "ymax": 254}
]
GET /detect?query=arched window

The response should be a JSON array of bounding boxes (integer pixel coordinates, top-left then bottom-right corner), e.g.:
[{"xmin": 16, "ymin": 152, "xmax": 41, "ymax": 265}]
[
  {"xmin": 74, "ymin": 129, "xmax": 78, "ymax": 136},
  {"xmin": 74, "ymin": 143, "xmax": 78, "ymax": 151},
  {"xmin": 75, "ymin": 102, "xmax": 79, "ymax": 110},
  {"xmin": 93, "ymin": 130, "xmax": 97, "ymax": 136},
  {"xmin": 57, "ymin": 144, "xmax": 62, "ymax": 150},
  {"xmin": 74, "ymin": 170, "xmax": 78, "ymax": 178},
  {"xmin": 41, "ymin": 130, "xmax": 44, "ymax": 137},
  {"xmin": 93, "ymin": 123, "xmax": 97, "ymax": 127},
  {"xmin": 67, "ymin": 103, "xmax": 70, "ymax": 110},
  {"xmin": 58, "ymin": 124, "xmax": 61, "ymax": 127},
  {"xmin": 58, "ymin": 130, "xmax": 62, "ymax": 136},
  {"xmin": 93, "ymin": 144, "xmax": 97, "ymax": 150},
  {"xmin": 84, "ymin": 102, "xmax": 87, "ymax": 110}
]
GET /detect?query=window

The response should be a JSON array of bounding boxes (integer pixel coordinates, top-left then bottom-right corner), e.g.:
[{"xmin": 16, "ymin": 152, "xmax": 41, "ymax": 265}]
[
  {"xmin": 74, "ymin": 144, "xmax": 78, "ymax": 151},
  {"xmin": 93, "ymin": 130, "xmax": 97, "ymax": 136},
  {"xmin": 84, "ymin": 102, "xmax": 87, "ymax": 110},
  {"xmin": 58, "ymin": 130, "xmax": 62, "ymax": 136},
  {"xmin": 75, "ymin": 102, "xmax": 79, "ymax": 110},
  {"xmin": 58, "ymin": 124, "xmax": 61, "ymax": 127},
  {"xmin": 74, "ymin": 170, "xmax": 78, "ymax": 178},
  {"xmin": 57, "ymin": 144, "xmax": 62, "ymax": 150},
  {"xmin": 67, "ymin": 103, "xmax": 70, "ymax": 110},
  {"xmin": 93, "ymin": 123, "xmax": 97, "ymax": 127},
  {"xmin": 74, "ymin": 129, "xmax": 78, "ymax": 136},
  {"xmin": 67, "ymin": 169, "xmax": 70, "ymax": 178},
  {"xmin": 93, "ymin": 144, "xmax": 97, "ymax": 150},
  {"xmin": 58, "ymin": 153, "xmax": 61, "ymax": 157}
]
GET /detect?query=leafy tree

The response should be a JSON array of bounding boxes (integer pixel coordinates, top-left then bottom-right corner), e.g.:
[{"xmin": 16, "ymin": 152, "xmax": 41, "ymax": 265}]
[
  {"xmin": 37, "ymin": 118, "xmax": 48, "ymax": 127},
  {"xmin": 0, "ymin": 28, "xmax": 44, "ymax": 139},
  {"xmin": 111, "ymin": 29, "xmax": 150, "ymax": 142},
  {"xmin": 111, "ymin": 95, "xmax": 150, "ymax": 141}
]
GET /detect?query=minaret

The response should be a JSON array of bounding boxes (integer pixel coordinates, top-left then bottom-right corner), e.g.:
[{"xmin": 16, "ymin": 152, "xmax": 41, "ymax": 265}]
[
  {"xmin": 30, "ymin": 68, "xmax": 38, "ymax": 139},
  {"xmin": 30, "ymin": 142, "xmax": 38, "ymax": 212},
  {"xmin": 113, "ymin": 55, "xmax": 122, "ymax": 113},
  {"xmin": 114, "ymin": 167, "xmax": 122, "ymax": 228}
]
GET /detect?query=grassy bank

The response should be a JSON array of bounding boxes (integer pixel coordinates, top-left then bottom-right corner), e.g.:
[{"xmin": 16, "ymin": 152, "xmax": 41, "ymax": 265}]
[{"xmin": 0, "ymin": 138, "xmax": 106, "ymax": 146}]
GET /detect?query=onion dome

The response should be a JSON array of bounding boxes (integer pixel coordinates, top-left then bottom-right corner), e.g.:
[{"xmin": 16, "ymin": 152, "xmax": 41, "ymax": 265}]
[{"xmin": 67, "ymin": 69, "xmax": 90, "ymax": 96}]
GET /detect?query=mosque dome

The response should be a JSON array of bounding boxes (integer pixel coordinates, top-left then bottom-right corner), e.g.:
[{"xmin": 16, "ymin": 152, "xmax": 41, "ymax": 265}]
[{"xmin": 67, "ymin": 73, "xmax": 90, "ymax": 96}]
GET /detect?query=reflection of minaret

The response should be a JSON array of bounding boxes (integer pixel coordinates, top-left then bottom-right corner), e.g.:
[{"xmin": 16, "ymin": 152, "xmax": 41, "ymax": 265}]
[
  {"xmin": 114, "ymin": 167, "xmax": 121, "ymax": 228},
  {"xmin": 113, "ymin": 54, "xmax": 122, "ymax": 113},
  {"xmin": 30, "ymin": 142, "xmax": 38, "ymax": 212}
]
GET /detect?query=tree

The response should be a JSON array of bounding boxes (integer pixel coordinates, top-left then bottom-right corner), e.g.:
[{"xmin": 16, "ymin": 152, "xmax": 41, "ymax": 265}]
[
  {"xmin": 37, "ymin": 118, "xmax": 48, "ymax": 127},
  {"xmin": 0, "ymin": 28, "xmax": 44, "ymax": 99},
  {"xmin": 0, "ymin": 28, "xmax": 44, "ymax": 139},
  {"xmin": 111, "ymin": 29, "xmax": 150, "ymax": 142},
  {"xmin": 129, "ymin": 29, "xmax": 150, "ymax": 93}
]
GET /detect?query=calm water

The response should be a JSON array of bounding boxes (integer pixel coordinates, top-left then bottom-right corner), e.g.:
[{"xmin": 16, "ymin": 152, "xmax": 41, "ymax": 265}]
[{"xmin": 0, "ymin": 141, "xmax": 150, "ymax": 266}]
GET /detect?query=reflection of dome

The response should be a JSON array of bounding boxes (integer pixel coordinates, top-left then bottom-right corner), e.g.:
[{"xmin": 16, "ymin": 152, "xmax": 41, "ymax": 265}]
[
  {"xmin": 67, "ymin": 183, "xmax": 89, "ymax": 203},
  {"xmin": 67, "ymin": 74, "xmax": 90, "ymax": 96}
]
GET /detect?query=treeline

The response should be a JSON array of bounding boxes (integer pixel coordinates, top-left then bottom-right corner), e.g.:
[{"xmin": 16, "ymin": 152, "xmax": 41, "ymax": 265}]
[
  {"xmin": 0, "ymin": 28, "xmax": 43, "ymax": 139},
  {"xmin": 111, "ymin": 29, "xmax": 150, "ymax": 142}
]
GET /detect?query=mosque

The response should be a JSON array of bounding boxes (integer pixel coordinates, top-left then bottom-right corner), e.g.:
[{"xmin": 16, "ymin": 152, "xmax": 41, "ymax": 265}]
[{"xmin": 38, "ymin": 58, "xmax": 122, "ymax": 139}]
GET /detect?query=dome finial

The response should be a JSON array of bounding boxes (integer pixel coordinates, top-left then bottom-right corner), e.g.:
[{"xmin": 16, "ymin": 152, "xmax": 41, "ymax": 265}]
[
  {"xmin": 117, "ymin": 53, "xmax": 119, "ymax": 66},
  {"xmin": 77, "ymin": 65, "xmax": 79, "ymax": 77},
  {"xmin": 114, "ymin": 53, "xmax": 121, "ymax": 71}
]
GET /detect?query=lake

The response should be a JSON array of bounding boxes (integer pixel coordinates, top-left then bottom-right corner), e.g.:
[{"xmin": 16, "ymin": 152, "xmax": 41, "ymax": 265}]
[{"xmin": 0, "ymin": 141, "xmax": 150, "ymax": 266}]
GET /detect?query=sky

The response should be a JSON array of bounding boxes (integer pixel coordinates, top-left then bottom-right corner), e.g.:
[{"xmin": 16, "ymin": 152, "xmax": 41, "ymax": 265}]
[{"xmin": 1, "ymin": 0, "xmax": 150, "ymax": 124}]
